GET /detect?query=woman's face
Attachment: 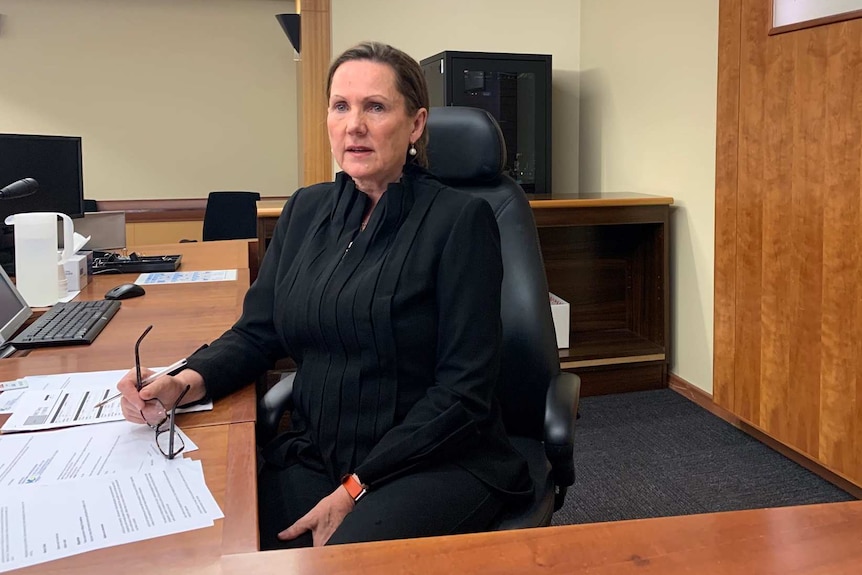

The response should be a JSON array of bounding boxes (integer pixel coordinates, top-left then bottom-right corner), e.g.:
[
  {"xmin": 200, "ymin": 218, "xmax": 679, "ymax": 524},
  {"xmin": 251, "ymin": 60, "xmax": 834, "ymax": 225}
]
[{"xmin": 327, "ymin": 60, "xmax": 426, "ymax": 194}]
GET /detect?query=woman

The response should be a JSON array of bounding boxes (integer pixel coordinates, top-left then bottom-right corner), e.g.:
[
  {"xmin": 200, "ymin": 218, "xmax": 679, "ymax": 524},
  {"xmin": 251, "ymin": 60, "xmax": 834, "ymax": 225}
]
[{"xmin": 116, "ymin": 41, "xmax": 532, "ymax": 548}]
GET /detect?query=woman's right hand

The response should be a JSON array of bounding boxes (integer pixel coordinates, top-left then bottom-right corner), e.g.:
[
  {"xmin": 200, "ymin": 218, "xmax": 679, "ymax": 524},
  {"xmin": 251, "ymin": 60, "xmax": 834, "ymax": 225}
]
[{"xmin": 116, "ymin": 367, "xmax": 206, "ymax": 424}]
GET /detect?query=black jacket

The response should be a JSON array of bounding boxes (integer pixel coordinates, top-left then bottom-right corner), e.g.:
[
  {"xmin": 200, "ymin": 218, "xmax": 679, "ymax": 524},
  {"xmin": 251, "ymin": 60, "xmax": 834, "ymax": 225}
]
[{"xmin": 186, "ymin": 165, "xmax": 532, "ymax": 499}]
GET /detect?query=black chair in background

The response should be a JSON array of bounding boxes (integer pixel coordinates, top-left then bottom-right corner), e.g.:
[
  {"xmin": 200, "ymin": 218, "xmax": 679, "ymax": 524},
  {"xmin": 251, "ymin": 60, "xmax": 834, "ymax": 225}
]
[
  {"xmin": 257, "ymin": 106, "xmax": 580, "ymax": 529},
  {"xmin": 83, "ymin": 199, "xmax": 98, "ymax": 212},
  {"xmin": 202, "ymin": 191, "xmax": 261, "ymax": 241}
]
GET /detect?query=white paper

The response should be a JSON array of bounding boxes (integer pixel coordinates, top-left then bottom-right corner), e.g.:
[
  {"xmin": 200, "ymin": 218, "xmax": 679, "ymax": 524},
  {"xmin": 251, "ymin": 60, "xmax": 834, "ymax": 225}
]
[
  {"xmin": 0, "ymin": 459, "xmax": 222, "ymax": 573},
  {"xmin": 0, "ymin": 380, "xmax": 30, "ymax": 415},
  {"xmin": 1, "ymin": 369, "xmax": 213, "ymax": 432},
  {"xmin": 0, "ymin": 380, "xmax": 27, "ymax": 392},
  {"xmin": 0, "ymin": 421, "xmax": 197, "ymax": 486},
  {"xmin": 135, "ymin": 269, "xmax": 238, "ymax": 285},
  {"xmin": 2, "ymin": 383, "xmax": 125, "ymax": 432},
  {"xmin": 0, "ymin": 374, "xmax": 76, "ymax": 415},
  {"xmin": 72, "ymin": 232, "xmax": 90, "ymax": 253},
  {"xmin": 0, "ymin": 390, "xmax": 25, "ymax": 414}
]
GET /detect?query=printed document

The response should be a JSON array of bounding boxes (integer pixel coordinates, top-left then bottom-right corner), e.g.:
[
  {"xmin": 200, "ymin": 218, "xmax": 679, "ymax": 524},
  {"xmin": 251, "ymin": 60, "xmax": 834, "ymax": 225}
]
[
  {"xmin": 0, "ymin": 390, "xmax": 24, "ymax": 414},
  {"xmin": 0, "ymin": 459, "xmax": 223, "ymax": 573},
  {"xmin": 0, "ymin": 420, "xmax": 197, "ymax": 486},
  {"xmin": 2, "ymin": 381, "xmax": 124, "ymax": 431},
  {"xmin": 1, "ymin": 369, "xmax": 212, "ymax": 432},
  {"xmin": 0, "ymin": 377, "xmax": 55, "ymax": 414},
  {"xmin": 135, "ymin": 269, "xmax": 238, "ymax": 285}
]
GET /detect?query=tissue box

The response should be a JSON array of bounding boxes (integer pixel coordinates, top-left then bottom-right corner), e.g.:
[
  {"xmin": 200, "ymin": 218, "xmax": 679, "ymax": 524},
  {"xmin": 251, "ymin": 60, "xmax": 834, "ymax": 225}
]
[
  {"xmin": 63, "ymin": 253, "xmax": 90, "ymax": 292},
  {"xmin": 549, "ymin": 293, "xmax": 570, "ymax": 349}
]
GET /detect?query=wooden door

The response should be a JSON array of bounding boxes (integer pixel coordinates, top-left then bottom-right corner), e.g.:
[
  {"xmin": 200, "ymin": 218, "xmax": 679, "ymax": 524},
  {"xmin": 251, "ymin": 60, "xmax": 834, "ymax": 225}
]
[{"xmin": 715, "ymin": 0, "xmax": 862, "ymax": 485}]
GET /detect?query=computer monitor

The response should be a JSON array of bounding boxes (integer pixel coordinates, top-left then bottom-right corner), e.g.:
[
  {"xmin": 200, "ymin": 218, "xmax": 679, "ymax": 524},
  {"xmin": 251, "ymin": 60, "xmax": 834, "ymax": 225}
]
[
  {"xmin": 0, "ymin": 134, "xmax": 85, "ymax": 222},
  {"xmin": 0, "ymin": 264, "xmax": 32, "ymax": 357},
  {"xmin": 58, "ymin": 210, "xmax": 127, "ymax": 250}
]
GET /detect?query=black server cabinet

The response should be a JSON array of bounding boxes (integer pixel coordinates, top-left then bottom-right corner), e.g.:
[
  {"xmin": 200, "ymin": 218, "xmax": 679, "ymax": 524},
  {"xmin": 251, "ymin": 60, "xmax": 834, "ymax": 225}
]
[{"xmin": 420, "ymin": 51, "xmax": 552, "ymax": 195}]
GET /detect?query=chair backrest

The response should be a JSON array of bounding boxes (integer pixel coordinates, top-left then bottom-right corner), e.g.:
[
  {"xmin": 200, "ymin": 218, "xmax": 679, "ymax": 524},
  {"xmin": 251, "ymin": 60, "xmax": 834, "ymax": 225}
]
[
  {"xmin": 426, "ymin": 106, "xmax": 560, "ymax": 440},
  {"xmin": 202, "ymin": 191, "xmax": 262, "ymax": 241}
]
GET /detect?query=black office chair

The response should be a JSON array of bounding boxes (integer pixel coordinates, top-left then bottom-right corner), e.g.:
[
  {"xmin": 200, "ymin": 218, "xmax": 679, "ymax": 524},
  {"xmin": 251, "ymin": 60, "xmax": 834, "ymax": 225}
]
[
  {"xmin": 202, "ymin": 191, "xmax": 261, "ymax": 241},
  {"xmin": 257, "ymin": 106, "xmax": 580, "ymax": 529}
]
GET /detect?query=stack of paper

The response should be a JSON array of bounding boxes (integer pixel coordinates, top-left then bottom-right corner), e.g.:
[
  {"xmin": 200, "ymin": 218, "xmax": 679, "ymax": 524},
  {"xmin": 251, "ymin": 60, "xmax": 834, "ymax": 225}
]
[
  {"xmin": 0, "ymin": 458, "xmax": 223, "ymax": 572},
  {"xmin": 0, "ymin": 377, "xmax": 224, "ymax": 572}
]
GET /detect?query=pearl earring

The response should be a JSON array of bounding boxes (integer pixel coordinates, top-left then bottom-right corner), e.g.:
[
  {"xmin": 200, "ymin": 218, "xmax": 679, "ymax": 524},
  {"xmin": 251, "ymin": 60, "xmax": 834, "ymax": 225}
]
[{"xmin": 408, "ymin": 143, "xmax": 417, "ymax": 157}]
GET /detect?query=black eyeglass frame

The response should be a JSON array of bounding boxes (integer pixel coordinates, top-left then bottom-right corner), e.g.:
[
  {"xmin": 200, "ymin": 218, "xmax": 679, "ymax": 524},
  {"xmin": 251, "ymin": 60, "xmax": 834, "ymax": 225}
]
[
  {"xmin": 134, "ymin": 324, "xmax": 190, "ymax": 460},
  {"xmin": 153, "ymin": 384, "xmax": 191, "ymax": 459}
]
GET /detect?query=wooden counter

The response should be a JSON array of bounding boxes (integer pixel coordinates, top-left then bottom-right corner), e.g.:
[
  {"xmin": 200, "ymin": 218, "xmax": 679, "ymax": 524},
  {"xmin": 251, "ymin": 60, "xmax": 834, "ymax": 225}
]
[{"xmin": 222, "ymin": 500, "xmax": 862, "ymax": 575}]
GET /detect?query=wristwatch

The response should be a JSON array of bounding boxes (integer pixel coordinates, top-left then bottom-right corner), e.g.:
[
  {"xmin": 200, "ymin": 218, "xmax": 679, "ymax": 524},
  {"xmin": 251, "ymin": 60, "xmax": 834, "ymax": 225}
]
[{"xmin": 341, "ymin": 473, "xmax": 367, "ymax": 503}]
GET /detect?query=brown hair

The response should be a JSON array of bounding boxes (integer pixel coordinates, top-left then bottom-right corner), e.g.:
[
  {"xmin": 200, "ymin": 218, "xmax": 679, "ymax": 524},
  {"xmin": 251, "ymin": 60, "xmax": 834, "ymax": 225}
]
[{"xmin": 326, "ymin": 41, "xmax": 430, "ymax": 167}]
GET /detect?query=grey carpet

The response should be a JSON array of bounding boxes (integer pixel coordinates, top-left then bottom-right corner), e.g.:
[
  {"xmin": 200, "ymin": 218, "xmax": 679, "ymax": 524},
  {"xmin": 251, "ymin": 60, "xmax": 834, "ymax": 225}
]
[{"xmin": 551, "ymin": 389, "xmax": 855, "ymax": 526}]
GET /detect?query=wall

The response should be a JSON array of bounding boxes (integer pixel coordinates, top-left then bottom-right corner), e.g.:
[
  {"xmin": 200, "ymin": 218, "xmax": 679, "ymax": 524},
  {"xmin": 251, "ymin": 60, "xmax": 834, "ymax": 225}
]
[
  {"xmin": 331, "ymin": 0, "xmax": 581, "ymax": 195},
  {"xmin": 714, "ymin": 0, "xmax": 862, "ymax": 484},
  {"xmin": 579, "ymin": 0, "xmax": 719, "ymax": 393},
  {"xmin": 0, "ymin": 0, "xmax": 299, "ymax": 201}
]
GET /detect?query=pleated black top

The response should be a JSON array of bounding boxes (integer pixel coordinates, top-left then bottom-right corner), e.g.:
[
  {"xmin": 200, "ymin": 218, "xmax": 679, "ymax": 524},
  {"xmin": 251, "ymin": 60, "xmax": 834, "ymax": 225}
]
[{"xmin": 186, "ymin": 166, "xmax": 532, "ymax": 499}]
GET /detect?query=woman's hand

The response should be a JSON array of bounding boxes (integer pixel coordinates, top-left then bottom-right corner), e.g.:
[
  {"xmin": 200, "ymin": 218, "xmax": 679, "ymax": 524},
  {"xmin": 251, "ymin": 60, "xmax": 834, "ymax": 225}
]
[
  {"xmin": 278, "ymin": 486, "xmax": 356, "ymax": 546},
  {"xmin": 117, "ymin": 367, "xmax": 206, "ymax": 424}
]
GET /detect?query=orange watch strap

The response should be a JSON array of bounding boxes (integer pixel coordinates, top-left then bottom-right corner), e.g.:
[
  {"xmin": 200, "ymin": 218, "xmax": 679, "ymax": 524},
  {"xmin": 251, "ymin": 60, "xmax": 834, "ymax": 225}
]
[{"xmin": 341, "ymin": 473, "xmax": 367, "ymax": 502}]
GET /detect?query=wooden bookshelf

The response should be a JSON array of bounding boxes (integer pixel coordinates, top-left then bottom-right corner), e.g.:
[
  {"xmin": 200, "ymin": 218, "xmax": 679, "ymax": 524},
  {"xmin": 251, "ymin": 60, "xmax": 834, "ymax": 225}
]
[{"xmin": 532, "ymin": 194, "xmax": 672, "ymax": 396}]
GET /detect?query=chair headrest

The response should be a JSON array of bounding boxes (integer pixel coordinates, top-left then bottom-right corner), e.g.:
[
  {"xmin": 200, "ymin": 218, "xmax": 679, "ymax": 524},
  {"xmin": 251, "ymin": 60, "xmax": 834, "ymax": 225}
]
[{"xmin": 426, "ymin": 107, "xmax": 507, "ymax": 182}]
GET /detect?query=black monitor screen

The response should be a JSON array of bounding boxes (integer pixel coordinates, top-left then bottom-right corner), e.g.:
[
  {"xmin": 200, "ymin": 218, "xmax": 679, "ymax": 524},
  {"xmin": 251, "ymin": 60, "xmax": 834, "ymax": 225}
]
[{"xmin": 0, "ymin": 134, "xmax": 85, "ymax": 223}]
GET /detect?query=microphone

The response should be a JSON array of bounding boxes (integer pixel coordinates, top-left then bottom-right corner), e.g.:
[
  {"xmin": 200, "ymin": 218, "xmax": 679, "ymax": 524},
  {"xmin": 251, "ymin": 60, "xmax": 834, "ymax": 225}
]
[{"xmin": 0, "ymin": 178, "xmax": 39, "ymax": 200}]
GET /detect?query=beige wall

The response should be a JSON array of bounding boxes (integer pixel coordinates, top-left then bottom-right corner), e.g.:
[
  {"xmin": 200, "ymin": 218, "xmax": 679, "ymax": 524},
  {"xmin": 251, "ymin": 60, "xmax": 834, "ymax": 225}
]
[
  {"xmin": 331, "ymin": 0, "xmax": 581, "ymax": 194},
  {"xmin": 1, "ymin": 1, "xmax": 720, "ymax": 392},
  {"xmin": 0, "ymin": 0, "xmax": 299, "ymax": 201},
  {"xmin": 332, "ymin": 0, "xmax": 719, "ymax": 393},
  {"xmin": 580, "ymin": 0, "xmax": 719, "ymax": 392}
]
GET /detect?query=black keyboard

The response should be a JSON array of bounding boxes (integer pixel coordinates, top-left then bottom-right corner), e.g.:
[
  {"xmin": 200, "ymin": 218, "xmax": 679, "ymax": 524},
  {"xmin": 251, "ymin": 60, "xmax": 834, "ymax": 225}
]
[{"xmin": 10, "ymin": 300, "xmax": 121, "ymax": 349}]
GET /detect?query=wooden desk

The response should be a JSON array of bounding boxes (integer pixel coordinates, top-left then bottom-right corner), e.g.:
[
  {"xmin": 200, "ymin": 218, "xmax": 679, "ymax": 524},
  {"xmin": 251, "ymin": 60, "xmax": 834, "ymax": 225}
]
[
  {"xmin": 222, "ymin": 501, "xmax": 862, "ymax": 575},
  {"xmin": 3, "ymin": 241, "xmax": 259, "ymax": 574},
  {"xmin": 129, "ymin": 239, "xmax": 254, "ymax": 270},
  {"xmin": 258, "ymin": 194, "xmax": 674, "ymax": 395},
  {"xmin": 33, "ymin": 240, "xmax": 249, "ymax": 364},
  {"xmin": 130, "ymin": 239, "xmax": 260, "ymax": 283},
  {"xmin": 0, "ymin": 240, "xmax": 256, "ymax": 426},
  {"xmin": 15, "ymin": 422, "xmax": 258, "ymax": 575}
]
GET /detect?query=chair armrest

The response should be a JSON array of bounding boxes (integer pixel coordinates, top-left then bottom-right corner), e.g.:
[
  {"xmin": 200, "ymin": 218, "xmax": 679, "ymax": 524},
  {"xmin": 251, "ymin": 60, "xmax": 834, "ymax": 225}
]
[
  {"xmin": 545, "ymin": 371, "xmax": 580, "ymax": 446},
  {"xmin": 544, "ymin": 371, "xmax": 581, "ymax": 508},
  {"xmin": 256, "ymin": 371, "xmax": 296, "ymax": 445}
]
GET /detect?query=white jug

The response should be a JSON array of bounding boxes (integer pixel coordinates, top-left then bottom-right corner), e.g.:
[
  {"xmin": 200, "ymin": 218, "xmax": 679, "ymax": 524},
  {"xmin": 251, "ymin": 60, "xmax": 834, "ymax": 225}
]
[{"xmin": 4, "ymin": 212, "xmax": 74, "ymax": 307}]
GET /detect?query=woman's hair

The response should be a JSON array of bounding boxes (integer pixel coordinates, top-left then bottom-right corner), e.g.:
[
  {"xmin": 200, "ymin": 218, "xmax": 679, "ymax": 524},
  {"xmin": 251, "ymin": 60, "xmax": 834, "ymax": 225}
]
[{"xmin": 326, "ymin": 41, "xmax": 430, "ymax": 168}]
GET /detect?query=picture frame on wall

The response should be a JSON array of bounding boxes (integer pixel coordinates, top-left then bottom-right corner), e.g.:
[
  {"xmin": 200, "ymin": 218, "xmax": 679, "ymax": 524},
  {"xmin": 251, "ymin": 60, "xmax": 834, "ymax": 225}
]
[{"xmin": 770, "ymin": 0, "xmax": 862, "ymax": 34}]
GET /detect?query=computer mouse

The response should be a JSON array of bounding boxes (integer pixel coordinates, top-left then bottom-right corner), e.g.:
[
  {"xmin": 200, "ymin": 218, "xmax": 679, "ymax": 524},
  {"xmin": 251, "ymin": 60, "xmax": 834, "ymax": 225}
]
[{"xmin": 105, "ymin": 283, "xmax": 146, "ymax": 300}]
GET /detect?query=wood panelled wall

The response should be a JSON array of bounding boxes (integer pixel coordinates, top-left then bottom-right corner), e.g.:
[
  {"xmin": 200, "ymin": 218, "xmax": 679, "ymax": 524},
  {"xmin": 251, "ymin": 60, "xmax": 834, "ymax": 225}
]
[
  {"xmin": 297, "ymin": 0, "xmax": 332, "ymax": 186},
  {"xmin": 715, "ymin": 0, "xmax": 862, "ymax": 485}
]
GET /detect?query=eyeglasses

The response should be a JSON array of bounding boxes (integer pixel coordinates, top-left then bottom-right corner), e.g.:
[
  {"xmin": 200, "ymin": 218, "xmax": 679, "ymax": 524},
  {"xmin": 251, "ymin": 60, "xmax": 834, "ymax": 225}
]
[{"xmin": 135, "ymin": 325, "xmax": 190, "ymax": 459}]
